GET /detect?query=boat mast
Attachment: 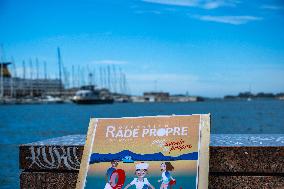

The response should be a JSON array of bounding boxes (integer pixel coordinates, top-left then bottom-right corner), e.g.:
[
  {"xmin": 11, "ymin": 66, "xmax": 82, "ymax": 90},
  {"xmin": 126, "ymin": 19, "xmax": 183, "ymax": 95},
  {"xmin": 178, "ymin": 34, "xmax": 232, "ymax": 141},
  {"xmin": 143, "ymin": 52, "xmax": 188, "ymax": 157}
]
[
  {"xmin": 107, "ymin": 65, "xmax": 111, "ymax": 91},
  {"xmin": 88, "ymin": 72, "xmax": 93, "ymax": 86},
  {"xmin": 119, "ymin": 67, "xmax": 123, "ymax": 94},
  {"xmin": 10, "ymin": 57, "xmax": 16, "ymax": 97},
  {"xmin": 92, "ymin": 67, "xmax": 96, "ymax": 87},
  {"xmin": 36, "ymin": 58, "xmax": 39, "ymax": 79},
  {"xmin": 13, "ymin": 58, "xmax": 17, "ymax": 97},
  {"xmin": 12, "ymin": 57, "xmax": 17, "ymax": 78},
  {"xmin": 81, "ymin": 66, "xmax": 85, "ymax": 86},
  {"xmin": 123, "ymin": 73, "xmax": 126, "ymax": 94},
  {"xmin": 29, "ymin": 58, "xmax": 33, "ymax": 97},
  {"xmin": 57, "ymin": 47, "xmax": 63, "ymax": 96},
  {"xmin": 22, "ymin": 60, "xmax": 26, "ymax": 79},
  {"xmin": 112, "ymin": 65, "xmax": 117, "ymax": 93},
  {"xmin": 77, "ymin": 65, "xmax": 80, "ymax": 88},
  {"xmin": 71, "ymin": 65, "xmax": 75, "ymax": 88},
  {"xmin": 122, "ymin": 73, "xmax": 129, "ymax": 95},
  {"xmin": 87, "ymin": 64, "xmax": 92, "ymax": 86},
  {"xmin": 63, "ymin": 66, "xmax": 69, "ymax": 89},
  {"xmin": 22, "ymin": 60, "xmax": 26, "ymax": 96},
  {"xmin": 44, "ymin": 61, "xmax": 47, "ymax": 80},
  {"xmin": 35, "ymin": 57, "xmax": 39, "ymax": 96},
  {"xmin": 99, "ymin": 66, "xmax": 103, "ymax": 88}
]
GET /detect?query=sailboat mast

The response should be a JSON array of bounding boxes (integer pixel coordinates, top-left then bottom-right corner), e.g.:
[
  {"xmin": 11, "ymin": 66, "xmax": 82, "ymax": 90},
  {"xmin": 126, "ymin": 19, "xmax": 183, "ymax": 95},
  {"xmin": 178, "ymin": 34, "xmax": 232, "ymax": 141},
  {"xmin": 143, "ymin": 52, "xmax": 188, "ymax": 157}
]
[
  {"xmin": 123, "ymin": 73, "xmax": 126, "ymax": 94},
  {"xmin": 102, "ymin": 67, "xmax": 106, "ymax": 88},
  {"xmin": 35, "ymin": 58, "xmax": 39, "ymax": 96},
  {"xmin": 22, "ymin": 60, "xmax": 26, "ymax": 96},
  {"xmin": 112, "ymin": 65, "xmax": 117, "ymax": 93},
  {"xmin": 107, "ymin": 65, "xmax": 111, "ymax": 91},
  {"xmin": 12, "ymin": 57, "xmax": 17, "ymax": 78},
  {"xmin": 93, "ymin": 67, "xmax": 96, "ymax": 87},
  {"xmin": 22, "ymin": 60, "xmax": 26, "ymax": 79},
  {"xmin": 99, "ymin": 66, "xmax": 103, "ymax": 88},
  {"xmin": 10, "ymin": 57, "xmax": 15, "ymax": 97},
  {"xmin": 36, "ymin": 58, "xmax": 39, "ymax": 80},
  {"xmin": 44, "ymin": 61, "xmax": 47, "ymax": 80},
  {"xmin": 13, "ymin": 58, "xmax": 17, "ymax": 97},
  {"xmin": 71, "ymin": 65, "xmax": 75, "ymax": 88},
  {"xmin": 77, "ymin": 65, "xmax": 80, "ymax": 88},
  {"xmin": 57, "ymin": 47, "xmax": 63, "ymax": 96},
  {"xmin": 29, "ymin": 58, "xmax": 33, "ymax": 97},
  {"xmin": 119, "ymin": 67, "xmax": 123, "ymax": 94}
]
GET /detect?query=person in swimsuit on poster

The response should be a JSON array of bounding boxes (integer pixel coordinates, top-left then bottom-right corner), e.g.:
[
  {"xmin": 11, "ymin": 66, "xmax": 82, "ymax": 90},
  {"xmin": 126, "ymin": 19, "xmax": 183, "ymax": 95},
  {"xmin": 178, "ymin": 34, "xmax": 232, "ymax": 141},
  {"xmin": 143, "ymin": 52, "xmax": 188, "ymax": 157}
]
[
  {"xmin": 158, "ymin": 162, "xmax": 175, "ymax": 189},
  {"xmin": 104, "ymin": 160, "xmax": 119, "ymax": 189},
  {"xmin": 124, "ymin": 162, "xmax": 155, "ymax": 189}
]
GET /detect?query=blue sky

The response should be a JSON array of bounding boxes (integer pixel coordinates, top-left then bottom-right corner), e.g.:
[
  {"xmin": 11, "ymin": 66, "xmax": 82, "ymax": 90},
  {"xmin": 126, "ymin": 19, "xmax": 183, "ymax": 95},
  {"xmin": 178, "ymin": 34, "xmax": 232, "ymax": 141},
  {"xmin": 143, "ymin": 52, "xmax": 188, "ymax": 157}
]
[{"xmin": 0, "ymin": 0, "xmax": 284, "ymax": 97}]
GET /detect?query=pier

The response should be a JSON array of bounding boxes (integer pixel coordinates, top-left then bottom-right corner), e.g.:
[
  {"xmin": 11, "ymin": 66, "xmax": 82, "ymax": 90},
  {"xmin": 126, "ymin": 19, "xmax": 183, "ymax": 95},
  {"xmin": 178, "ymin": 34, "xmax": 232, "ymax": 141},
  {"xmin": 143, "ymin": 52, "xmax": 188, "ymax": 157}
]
[{"xmin": 19, "ymin": 134, "xmax": 284, "ymax": 188}]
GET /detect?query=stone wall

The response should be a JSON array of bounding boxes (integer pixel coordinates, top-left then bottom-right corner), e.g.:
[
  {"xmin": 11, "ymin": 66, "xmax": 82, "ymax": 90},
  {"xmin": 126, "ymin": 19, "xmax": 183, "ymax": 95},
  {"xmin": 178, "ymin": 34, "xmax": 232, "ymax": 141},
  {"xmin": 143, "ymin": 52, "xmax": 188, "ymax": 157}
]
[{"xmin": 19, "ymin": 134, "xmax": 284, "ymax": 189}]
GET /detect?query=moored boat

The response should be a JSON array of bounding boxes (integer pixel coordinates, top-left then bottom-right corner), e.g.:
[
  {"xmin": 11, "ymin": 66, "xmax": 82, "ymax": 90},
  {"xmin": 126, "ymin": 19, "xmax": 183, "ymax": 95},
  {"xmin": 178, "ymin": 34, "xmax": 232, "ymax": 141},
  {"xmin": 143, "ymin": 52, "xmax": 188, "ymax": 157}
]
[{"xmin": 72, "ymin": 85, "xmax": 114, "ymax": 104}]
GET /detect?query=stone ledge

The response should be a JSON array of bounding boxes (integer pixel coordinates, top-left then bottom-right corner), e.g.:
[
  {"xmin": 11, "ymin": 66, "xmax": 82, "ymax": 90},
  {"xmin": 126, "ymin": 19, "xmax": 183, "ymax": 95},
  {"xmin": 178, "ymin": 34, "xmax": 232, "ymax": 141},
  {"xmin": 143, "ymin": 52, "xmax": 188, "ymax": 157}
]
[
  {"xmin": 20, "ymin": 172, "xmax": 78, "ymax": 189},
  {"xmin": 209, "ymin": 146, "xmax": 284, "ymax": 173},
  {"xmin": 20, "ymin": 172, "xmax": 284, "ymax": 189},
  {"xmin": 19, "ymin": 134, "xmax": 284, "ymax": 173},
  {"xmin": 209, "ymin": 175, "xmax": 284, "ymax": 189}
]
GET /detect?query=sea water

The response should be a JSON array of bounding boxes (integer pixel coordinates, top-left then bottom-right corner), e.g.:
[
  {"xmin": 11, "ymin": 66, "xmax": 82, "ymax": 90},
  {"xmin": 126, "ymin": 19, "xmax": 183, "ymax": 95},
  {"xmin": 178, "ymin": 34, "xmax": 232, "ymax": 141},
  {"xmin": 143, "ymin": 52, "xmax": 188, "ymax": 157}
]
[
  {"xmin": 0, "ymin": 99, "xmax": 284, "ymax": 188},
  {"xmin": 85, "ymin": 161, "xmax": 197, "ymax": 189}
]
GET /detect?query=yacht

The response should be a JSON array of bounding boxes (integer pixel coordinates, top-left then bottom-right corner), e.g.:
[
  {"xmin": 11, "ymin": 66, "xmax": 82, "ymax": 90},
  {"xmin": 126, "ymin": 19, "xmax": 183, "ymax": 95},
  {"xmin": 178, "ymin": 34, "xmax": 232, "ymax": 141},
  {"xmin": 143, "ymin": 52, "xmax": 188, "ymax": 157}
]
[{"xmin": 72, "ymin": 85, "xmax": 114, "ymax": 104}]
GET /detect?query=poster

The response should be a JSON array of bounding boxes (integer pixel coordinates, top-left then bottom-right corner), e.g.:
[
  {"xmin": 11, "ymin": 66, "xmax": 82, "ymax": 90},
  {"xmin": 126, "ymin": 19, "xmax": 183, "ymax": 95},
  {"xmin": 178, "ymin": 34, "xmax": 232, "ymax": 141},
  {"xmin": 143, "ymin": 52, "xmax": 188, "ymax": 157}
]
[{"xmin": 77, "ymin": 114, "xmax": 210, "ymax": 189}]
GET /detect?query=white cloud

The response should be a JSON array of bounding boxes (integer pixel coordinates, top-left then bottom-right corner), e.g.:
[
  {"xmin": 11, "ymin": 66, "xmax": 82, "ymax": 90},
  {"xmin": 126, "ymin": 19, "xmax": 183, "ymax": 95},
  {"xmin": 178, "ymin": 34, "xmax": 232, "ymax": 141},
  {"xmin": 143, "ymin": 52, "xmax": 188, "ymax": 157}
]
[
  {"xmin": 91, "ymin": 60, "xmax": 128, "ymax": 65},
  {"xmin": 194, "ymin": 15, "xmax": 262, "ymax": 25},
  {"xmin": 260, "ymin": 5, "xmax": 284, "ymax": 11},
  {"xmin": 134, "ymin": 10, "xmax": 162, "ymax": 14},
  {"xmin": 202, "ymin": 0, "xmax": 238, "ymax": 9},
  {"xmin": 142, "ymin": 0, "xmax": 238, "ymax": 9},
  {"xmin": 142, "ymin": 0, "xmax": 198, "ymax": 7}
]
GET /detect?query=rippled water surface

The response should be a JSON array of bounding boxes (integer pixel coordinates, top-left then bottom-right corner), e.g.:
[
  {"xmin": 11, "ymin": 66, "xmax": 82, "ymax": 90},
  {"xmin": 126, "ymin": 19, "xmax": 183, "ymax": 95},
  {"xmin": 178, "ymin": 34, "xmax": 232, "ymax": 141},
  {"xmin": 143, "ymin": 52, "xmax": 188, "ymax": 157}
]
[{"xmin": 0, "ymin": 100, "xmax": 283, "ymax": 188}]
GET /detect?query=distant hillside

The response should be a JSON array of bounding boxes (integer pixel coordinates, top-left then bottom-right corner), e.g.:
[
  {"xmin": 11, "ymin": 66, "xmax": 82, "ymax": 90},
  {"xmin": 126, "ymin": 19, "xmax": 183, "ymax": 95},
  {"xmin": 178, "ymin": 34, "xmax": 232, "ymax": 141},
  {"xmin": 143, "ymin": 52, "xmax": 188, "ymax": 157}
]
[
  {"xmin": 90, "ymin": 150, "xmax": 198, "ymax": 163},
  {"xmin": 224, "ymin": 92, "xmax": 284, "ymax": 99}
]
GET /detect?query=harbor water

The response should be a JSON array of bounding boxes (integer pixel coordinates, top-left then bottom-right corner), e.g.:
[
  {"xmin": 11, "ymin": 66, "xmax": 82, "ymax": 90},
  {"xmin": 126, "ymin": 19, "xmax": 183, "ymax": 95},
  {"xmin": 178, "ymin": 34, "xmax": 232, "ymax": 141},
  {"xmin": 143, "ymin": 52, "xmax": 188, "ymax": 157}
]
[{"xmin": 0, "ymin": 99, "xmax": 284, "ymax": 188}]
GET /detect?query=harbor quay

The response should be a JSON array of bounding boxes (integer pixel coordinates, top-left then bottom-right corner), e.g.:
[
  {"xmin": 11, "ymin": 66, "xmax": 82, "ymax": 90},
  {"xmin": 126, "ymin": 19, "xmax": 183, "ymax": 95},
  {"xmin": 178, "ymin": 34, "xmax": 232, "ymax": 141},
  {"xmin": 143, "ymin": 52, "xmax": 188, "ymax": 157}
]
[
  {"xmin": 19, "ymin": 134, "xmax": 284, "ymax": 189},
  {"xmin": 0, "ymin": 60, "xmax": 205, "ymax": 104},
  {"xmin": 1, "ymin": 60, "xmax": 283, "ymax": 104}
]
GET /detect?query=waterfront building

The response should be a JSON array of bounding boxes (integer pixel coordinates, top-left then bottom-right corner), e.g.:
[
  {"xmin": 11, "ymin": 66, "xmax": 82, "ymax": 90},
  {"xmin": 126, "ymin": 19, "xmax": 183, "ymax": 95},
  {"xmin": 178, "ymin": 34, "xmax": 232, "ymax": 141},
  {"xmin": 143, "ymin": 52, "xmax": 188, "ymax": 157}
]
[
  {"xmin": 143, "ymin": 92, "xmax": 170, "ymax": 102},
  {"xmin": 169, "ymin": 95, "xmax": 203, "ymax": 102},
  {"xmin": 0, "ymin": 62, "xmax": 63, "ymax": 97}
]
